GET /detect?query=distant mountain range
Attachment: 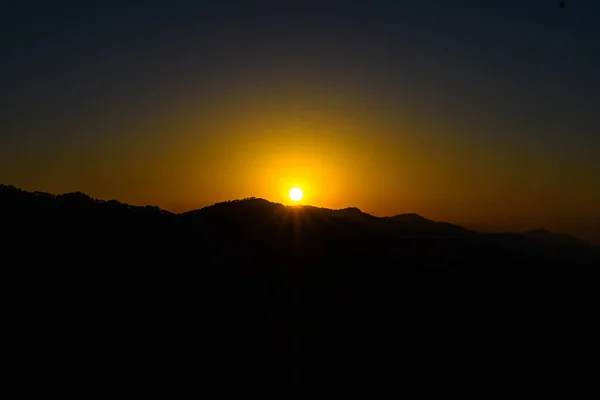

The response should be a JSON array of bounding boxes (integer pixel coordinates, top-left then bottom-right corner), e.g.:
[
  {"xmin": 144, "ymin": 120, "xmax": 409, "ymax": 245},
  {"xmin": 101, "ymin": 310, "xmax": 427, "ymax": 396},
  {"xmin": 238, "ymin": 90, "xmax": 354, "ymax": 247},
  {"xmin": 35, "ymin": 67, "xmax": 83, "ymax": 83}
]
[
  {"xmin": 1, "ymin": 184, "xmax": 599, "ymax": 384},
  {"xmin": 522, "ymin": 228, "xmax": 591, "ymax": 248},
  {"xmin": 1, "ymin": 184, "xmax": 589, "ymax": 247}
]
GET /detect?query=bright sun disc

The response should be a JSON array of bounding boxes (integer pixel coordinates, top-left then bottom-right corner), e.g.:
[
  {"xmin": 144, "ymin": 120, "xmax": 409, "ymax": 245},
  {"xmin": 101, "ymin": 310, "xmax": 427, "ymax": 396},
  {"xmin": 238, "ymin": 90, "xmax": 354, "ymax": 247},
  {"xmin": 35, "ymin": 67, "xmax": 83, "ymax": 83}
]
[{"xmin": 289, "ymin": 187, "xmax": 303, "ymax": 202}]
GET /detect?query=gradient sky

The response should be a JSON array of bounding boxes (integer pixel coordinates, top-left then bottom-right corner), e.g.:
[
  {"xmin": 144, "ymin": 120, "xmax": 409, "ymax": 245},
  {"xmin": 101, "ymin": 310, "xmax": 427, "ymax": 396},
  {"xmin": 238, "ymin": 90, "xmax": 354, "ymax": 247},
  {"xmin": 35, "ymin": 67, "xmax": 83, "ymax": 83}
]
[{"xmin": 1, "ymin": 0, "xmax": 599, "ymax": 242}]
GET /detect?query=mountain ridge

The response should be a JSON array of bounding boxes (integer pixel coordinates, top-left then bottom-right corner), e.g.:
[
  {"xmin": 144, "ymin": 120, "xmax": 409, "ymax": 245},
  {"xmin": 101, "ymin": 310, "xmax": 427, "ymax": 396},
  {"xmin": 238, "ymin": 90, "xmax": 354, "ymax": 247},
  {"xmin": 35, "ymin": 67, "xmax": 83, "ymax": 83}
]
[
  {"xmin": 2, "ymin": 183, "xmax": 600, "ymax": 383},
  {"xmin": 1, "ymin": 184, "xmax": 594, "ymax": 248}
]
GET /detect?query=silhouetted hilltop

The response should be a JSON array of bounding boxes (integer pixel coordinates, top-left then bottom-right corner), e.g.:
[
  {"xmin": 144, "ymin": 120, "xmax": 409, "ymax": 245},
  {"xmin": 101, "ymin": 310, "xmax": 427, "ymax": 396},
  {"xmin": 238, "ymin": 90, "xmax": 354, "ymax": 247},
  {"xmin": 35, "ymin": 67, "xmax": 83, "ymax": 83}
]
[
  {"xmin": 389, "ymin": 212, "xmax": 430, "ymax": 223},
  {"xmin": 386, "ymin": 212, "xmax": 469, "ymax": 236},
  {"xmin": 523, "ymin": 228, "xmax": 590, "ymax": 248},
  {"xmin": 0, "ymin": 184, "xmax": 172, "ymax": 223},
  {"xmin": 1, "ymin": 184, "xmax": 600, "ymax": 385}
]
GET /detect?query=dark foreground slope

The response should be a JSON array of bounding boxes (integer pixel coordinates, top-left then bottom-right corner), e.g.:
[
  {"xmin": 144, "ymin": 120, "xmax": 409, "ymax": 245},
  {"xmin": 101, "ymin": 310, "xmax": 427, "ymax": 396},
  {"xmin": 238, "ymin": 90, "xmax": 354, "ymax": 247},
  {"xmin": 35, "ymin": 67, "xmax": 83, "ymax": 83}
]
[{"xmin": 1, "ymin": 184, "xmax": 599, "ymax": 389}]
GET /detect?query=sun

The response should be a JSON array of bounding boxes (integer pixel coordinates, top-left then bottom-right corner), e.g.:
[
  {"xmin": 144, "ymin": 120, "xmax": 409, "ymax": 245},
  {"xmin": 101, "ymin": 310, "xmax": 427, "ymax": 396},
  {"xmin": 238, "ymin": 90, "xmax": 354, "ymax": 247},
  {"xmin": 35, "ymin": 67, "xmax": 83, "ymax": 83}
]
[{"xmin": 289, "ymin": 187, "xmax": 303, "ymax": 202}]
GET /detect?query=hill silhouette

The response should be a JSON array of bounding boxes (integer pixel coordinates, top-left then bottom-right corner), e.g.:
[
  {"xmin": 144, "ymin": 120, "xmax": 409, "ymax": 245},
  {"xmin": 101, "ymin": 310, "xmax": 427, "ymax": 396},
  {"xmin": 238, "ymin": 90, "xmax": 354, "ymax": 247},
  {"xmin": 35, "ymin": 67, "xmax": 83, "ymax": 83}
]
[{"xmin": 1, "ymin": 184, "xmax": 599, "ymax": 387}]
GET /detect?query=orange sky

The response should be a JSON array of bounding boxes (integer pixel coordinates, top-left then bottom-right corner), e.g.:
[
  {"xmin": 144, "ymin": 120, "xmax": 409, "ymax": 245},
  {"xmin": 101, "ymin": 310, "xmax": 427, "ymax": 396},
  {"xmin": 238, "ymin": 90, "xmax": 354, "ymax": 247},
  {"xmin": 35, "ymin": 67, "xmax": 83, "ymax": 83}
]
[
  {"xmin": 3, "ymin": 3, "xmax": 600, "ymax": 244},
  {"xmin": 3, "ymin": 85, "xmax": 599, "ymax": 244}
]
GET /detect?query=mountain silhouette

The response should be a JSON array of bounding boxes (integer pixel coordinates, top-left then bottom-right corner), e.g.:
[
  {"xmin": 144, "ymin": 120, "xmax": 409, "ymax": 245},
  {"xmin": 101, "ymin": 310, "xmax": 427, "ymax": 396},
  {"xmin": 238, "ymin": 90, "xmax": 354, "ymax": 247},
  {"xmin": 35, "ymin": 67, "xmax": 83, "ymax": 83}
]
[
  {"xmin": 523, "ymin": 228, "xmax": 590, "ymax": 249},
  {"xmin": 1, "ymin": 184, "xmax": 599, "ymax": 386}
]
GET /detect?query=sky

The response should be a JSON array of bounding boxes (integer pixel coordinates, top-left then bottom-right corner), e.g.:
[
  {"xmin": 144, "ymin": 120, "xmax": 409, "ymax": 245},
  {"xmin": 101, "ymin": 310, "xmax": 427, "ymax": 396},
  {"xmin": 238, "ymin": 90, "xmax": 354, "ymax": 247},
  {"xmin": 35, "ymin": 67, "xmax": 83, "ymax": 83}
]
[{"xmin": 1, "ymin": 0, "xmax": 599, "ymax": 242}]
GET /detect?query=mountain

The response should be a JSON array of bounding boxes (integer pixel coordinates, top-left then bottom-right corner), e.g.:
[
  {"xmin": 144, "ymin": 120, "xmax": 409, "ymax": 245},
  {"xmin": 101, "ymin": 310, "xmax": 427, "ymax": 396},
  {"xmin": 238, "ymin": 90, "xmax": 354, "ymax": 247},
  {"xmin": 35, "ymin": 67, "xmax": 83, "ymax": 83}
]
[
  {"xmin": 386, "ymin": 212, "xmax": 470, "ymax": 235},
  {"xmin": 1, "ymin": 184, "xmax": 599, "ymax": 386},
  {"xmin": 523, "ymin": 228, "xmax": 591, "ymax": 248}
]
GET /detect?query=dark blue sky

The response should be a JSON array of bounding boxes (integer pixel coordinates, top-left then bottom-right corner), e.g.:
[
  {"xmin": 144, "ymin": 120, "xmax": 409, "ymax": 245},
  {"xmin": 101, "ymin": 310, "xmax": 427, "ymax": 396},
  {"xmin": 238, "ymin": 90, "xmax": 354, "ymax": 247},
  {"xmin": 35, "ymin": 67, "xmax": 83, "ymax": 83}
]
[
  {"xmin": 1, "ymin": 0, "xmax": 599, "ymax": 240},
  {"xmin": 2, "ymin": 1, "xmax": 599, "ymax": 144}
]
